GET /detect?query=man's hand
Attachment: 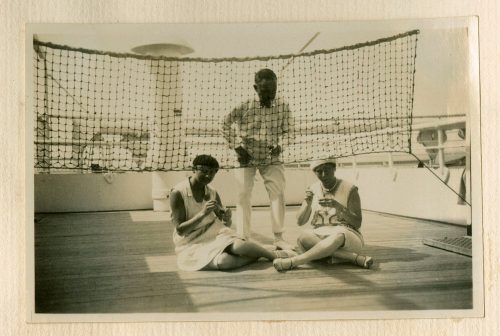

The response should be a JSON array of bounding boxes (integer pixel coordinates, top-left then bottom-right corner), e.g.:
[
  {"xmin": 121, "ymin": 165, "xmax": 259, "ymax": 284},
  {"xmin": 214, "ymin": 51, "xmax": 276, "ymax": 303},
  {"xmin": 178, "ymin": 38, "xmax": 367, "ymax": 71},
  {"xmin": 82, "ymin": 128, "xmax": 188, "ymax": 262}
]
[
  {"xmin": 269, "ymin": 145, "xmax": 281, "ymax": 156},
  {"xmin": 235, "ymin": 146, "xmax": 252, "ymax": 165}
]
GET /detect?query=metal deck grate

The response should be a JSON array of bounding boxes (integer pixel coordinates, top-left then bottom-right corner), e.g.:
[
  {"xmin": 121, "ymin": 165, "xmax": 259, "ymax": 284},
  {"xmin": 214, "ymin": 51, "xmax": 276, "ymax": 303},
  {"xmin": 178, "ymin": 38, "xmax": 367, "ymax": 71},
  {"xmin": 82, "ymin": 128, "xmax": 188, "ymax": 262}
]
[{"xmin": 422, "ymin": 236, "xmax": 472, "ymax": 257}]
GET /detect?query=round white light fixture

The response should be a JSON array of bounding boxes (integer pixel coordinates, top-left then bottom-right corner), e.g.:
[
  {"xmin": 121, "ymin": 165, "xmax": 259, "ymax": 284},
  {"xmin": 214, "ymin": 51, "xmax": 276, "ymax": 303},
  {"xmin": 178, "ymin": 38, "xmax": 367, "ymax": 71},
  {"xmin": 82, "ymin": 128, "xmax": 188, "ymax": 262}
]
[{"xmin": 131, "ymin": 43, "xmax": 194, "ymax": 57}]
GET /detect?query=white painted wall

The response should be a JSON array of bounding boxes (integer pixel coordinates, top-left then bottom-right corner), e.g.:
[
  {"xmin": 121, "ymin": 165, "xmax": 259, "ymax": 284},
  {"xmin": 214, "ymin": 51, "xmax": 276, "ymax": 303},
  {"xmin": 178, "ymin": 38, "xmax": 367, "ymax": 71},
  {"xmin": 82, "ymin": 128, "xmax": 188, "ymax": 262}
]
[
  {"xmin": 337, "ymin": 167, "xmax": 468, "ymax": 225},
  {"xmin": 35, "ymin": 173, "xmax": 154, "ymax": 213},
  {"xmin": 34, "ymin": 167, "xmax": 469, "ymax": 225}
]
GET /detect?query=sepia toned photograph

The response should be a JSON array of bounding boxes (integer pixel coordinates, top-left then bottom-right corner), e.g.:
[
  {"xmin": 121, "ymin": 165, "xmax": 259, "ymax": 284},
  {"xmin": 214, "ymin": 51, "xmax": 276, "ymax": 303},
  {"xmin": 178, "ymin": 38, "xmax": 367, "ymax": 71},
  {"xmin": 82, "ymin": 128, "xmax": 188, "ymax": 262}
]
[{"xmin": 26, "ymin": 18, "xmax": 482, "ymax": 321}]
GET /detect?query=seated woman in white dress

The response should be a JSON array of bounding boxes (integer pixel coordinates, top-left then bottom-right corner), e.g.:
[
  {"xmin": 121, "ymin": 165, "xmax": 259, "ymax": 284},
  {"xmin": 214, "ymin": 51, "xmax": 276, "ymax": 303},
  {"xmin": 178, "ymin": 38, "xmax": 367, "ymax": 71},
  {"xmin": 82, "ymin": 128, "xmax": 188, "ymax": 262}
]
[
  {"xmin": 170, "ymin": 154, "xmax": 296, "ymax": 271},
  {"xmin": 273, "ymin": 158, "xmax": 373, "ymax": 272}
]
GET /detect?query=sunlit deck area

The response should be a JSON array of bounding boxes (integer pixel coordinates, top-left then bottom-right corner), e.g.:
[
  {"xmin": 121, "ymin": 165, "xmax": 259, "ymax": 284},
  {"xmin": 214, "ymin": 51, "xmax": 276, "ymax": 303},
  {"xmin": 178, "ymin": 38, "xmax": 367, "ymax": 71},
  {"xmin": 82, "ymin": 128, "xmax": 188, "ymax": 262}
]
[{"xmin": 34, "ymin": 207, "xmax": 472, "ymax": 314}]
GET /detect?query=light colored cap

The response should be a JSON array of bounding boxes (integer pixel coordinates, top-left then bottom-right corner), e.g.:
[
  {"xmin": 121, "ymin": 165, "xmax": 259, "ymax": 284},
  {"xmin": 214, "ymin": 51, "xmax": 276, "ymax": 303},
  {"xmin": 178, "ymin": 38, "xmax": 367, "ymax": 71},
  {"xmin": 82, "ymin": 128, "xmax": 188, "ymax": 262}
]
[{"xmin": 310, "ymin": 158, "xmax": 337, "ymax": 171}]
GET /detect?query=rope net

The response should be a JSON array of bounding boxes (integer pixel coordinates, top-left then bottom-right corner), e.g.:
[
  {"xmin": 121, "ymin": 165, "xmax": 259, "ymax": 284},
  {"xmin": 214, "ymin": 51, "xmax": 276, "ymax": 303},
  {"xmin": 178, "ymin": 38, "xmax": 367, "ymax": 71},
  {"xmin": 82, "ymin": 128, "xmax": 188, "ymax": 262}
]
[{"xmin": 33, "ymin": 30, "xmax": 419, "ymax": 172}]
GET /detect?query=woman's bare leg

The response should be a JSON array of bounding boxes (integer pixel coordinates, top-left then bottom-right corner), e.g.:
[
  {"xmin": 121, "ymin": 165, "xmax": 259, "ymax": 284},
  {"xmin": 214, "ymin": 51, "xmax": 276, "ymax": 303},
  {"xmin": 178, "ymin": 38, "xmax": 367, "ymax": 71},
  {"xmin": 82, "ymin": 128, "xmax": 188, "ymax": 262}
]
[
  {"xmin": 297, "ymin": 231, "xmax": 321, "ymax": 250},
  {"xmin": 297, "ymin": 232, "xmax": 372, "ymax": 267},
  {"xmin": 292, "ymin": 233, "xmax": 346, "ymax": 266},
  {"xmin": 211, "ymin": 252, "xmax": 256, "ymax": 270},
  {"xmin": 227, "ymin": 239, "xmax": 278, "ymax": 261}
]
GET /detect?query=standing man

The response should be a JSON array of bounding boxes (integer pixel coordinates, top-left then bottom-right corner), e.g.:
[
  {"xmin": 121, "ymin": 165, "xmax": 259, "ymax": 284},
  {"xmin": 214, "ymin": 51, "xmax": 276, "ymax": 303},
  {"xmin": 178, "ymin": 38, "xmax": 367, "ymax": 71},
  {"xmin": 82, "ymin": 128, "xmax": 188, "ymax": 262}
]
[{"xmin": 221, "ymin": 68, "xmax": 294, "ymax": 250}]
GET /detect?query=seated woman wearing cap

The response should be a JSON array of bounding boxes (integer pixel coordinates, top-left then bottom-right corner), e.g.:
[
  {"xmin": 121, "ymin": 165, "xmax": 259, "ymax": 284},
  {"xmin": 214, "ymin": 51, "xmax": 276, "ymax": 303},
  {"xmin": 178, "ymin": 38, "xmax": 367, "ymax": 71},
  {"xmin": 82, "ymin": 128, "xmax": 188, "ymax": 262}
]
[{"xmin": 273, "ymin": 158, "xmax": 373, "ymax": 272}]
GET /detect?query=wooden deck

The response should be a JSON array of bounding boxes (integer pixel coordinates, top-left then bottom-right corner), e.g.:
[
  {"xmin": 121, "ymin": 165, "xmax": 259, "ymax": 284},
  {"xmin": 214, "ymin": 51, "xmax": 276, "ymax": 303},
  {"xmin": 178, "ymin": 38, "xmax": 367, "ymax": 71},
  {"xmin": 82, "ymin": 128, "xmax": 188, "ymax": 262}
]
[{"xmin": 34, "ymin": 207, "xmax": 472, "ymax": 314}]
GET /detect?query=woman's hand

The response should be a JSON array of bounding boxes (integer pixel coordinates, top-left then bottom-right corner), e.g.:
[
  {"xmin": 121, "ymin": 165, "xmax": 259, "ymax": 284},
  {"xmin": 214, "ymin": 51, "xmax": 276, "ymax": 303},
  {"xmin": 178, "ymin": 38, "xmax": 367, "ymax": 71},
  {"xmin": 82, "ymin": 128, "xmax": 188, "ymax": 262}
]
[
  {"xmin": 304, "ymin": 190, "xmax": 314, "ymax": 205},
  {"xmin": 201, "ymin": 200, "xmax": 218, "ymax": 216},
  {"xmin": 318, "ymin": 198, "xmax": 351, "ymax": 221},
  {"xmin": 318, "ymin": 198, "xmax": 342, "ymax": 210},
  {"xmin": 221, "ymin": 208, "xmax": 232, "ymax": 221},
  {"xmin": 221, "ymin": 208, "xmax": 232, "ymax": 227}
]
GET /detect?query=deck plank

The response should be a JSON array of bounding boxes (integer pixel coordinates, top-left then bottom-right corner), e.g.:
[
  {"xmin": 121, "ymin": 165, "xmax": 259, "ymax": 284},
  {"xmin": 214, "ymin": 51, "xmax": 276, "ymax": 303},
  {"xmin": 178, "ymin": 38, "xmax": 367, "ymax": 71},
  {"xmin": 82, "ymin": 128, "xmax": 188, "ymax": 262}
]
[{"xmin": 34, "ymin": 207, "xmax": 472, "ymax": 313}]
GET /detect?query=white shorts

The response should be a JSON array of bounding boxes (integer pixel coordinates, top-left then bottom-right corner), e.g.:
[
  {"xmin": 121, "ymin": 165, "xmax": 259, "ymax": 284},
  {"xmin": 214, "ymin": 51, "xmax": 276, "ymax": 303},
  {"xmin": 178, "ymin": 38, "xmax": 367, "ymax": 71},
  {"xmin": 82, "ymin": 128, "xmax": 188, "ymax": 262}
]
[{"xmin": 312, "ymin": 225, "xmax": 364, "ymax": 253}]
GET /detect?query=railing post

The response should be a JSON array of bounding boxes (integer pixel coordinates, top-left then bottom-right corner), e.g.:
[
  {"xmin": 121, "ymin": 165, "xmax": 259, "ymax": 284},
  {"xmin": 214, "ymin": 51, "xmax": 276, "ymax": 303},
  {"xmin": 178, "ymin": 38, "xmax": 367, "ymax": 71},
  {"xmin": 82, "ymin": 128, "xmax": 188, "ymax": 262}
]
[
  {"xmin": 387, "ymin": 152, "xmax": 398, "ymax": 181},
  {"xmin": 437, "ymin": 129, "xmax": 446, "ymax": 176},
  {"xmin": 352, "ymin": 156, "xmax": 359, "ymax": 180}
]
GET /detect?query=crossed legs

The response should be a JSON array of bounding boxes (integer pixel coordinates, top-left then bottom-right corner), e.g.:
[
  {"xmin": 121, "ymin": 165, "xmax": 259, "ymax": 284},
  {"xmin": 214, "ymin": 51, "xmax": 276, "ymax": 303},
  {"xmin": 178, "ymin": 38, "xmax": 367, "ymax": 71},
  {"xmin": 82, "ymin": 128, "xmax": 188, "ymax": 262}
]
[
  {"xmin": 274, "ymin": 231, "xmax": 373, "ymax": 271},
  {"xmin": 292, "ymin": 232, "xmax": 347, "ymax": 266},
  {"xmin": 298, "ymin": 231, "xmax": 362, "ymax": 263}
]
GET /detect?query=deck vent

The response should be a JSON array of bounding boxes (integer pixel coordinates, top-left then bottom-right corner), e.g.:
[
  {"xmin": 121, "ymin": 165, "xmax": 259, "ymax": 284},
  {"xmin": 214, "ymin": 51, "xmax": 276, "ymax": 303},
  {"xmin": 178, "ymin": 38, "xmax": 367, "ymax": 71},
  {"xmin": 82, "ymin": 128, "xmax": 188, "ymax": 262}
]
[{"xmin": 423, "ymin": 236, "xmax": 472, "ymax": 257}]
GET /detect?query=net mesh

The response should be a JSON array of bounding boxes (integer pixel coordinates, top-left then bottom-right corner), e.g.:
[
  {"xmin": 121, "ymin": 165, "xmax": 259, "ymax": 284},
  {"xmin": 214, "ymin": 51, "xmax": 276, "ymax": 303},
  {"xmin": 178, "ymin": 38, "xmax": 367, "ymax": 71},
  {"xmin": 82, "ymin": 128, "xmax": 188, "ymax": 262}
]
[{"xmin": 33, "ymin": 30, "xmax": 419, "ymax": 172}]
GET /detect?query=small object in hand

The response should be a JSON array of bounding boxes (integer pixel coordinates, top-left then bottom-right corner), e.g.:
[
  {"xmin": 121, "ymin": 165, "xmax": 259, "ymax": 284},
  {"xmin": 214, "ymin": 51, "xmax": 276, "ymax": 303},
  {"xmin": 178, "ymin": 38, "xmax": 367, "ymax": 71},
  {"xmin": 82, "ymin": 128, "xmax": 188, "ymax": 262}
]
[
  {"xmin": 304, "ymin": 190, "xmax": 314, "ymax": 202},
  {"xmin": 318, "ymin": 198, "xmax": 331, "ymax": 206},
  {"xmin": 213, "ymin": 202, "xmax": 229, "ymax": 218},
  {"xmin": 214, "ymin": 205, "xmax": 226, "ymax": 217},
  {"xmin": 217, "ymin": 207, "xmax": 232, "ymax": 226},
  {"xmin": 319, "ymin": 198, "xmax": 339, "ymax": 208}
]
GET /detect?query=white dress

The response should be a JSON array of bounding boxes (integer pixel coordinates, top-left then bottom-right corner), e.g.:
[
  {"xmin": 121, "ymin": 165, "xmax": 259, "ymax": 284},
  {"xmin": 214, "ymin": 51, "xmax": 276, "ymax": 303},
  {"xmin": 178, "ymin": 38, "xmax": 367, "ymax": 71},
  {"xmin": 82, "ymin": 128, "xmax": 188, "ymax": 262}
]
[{"xmin": 172, "ymin": 178, "xmax": 240, "ymax": 271}]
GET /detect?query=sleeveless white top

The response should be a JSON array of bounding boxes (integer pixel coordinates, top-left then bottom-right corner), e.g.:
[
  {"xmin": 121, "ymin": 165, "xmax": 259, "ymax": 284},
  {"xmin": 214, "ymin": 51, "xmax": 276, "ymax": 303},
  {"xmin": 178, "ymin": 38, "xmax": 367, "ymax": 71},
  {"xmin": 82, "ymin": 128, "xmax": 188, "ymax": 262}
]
[
  {"xmin": 307, "ymin": 179, "xmax": 363, "ymax": 240},
  {"xmin": 171, "ymin": 178, "xmax": 239, "ymax": 271}
]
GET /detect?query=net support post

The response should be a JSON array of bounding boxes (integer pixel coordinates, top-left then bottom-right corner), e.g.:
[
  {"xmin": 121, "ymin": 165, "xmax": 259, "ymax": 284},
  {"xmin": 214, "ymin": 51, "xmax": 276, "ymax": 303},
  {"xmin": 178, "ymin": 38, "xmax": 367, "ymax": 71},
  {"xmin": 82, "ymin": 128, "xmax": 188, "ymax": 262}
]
[{"xmin": 143, "ymin": 42, "xmax": 192, "ymax": 211}]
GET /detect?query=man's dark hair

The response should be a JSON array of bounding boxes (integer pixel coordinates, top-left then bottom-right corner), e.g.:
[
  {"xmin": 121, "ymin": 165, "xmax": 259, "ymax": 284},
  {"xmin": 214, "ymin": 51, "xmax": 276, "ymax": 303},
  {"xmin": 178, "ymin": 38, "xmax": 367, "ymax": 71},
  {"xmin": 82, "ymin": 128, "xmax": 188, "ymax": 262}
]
[
  {"xmin": 255, "ymin": 68, "xmax": 277, "ymax": 83},
  {"xmin": 192, "ymin": 154, "xmax": 219, "ymax": 168}
]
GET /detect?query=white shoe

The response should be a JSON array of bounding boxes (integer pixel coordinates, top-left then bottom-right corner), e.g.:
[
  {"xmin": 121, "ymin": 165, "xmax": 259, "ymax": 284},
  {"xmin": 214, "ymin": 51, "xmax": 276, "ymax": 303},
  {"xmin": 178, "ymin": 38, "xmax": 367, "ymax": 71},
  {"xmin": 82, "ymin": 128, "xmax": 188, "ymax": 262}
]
[{"xmin": 354, "ymin": 255, "xmax": 374, "ymax": 269}]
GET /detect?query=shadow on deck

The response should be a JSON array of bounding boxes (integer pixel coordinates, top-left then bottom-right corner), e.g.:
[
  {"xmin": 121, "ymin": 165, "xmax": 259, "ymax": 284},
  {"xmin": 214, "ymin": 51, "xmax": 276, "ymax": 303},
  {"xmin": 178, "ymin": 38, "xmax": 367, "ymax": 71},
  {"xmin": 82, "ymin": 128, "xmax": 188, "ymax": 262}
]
[{"xmin": 34, "ymin": 207, "xmax": 472, "ymax": 314}]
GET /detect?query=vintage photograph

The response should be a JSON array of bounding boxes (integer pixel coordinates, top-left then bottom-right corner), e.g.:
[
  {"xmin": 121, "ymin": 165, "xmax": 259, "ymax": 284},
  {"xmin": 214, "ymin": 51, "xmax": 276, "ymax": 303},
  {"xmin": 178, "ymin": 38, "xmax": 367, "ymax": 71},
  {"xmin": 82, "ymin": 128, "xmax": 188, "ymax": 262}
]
[{"xmin": 26, "ymin": 18, "xmax": 482, "ymax": 321}]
